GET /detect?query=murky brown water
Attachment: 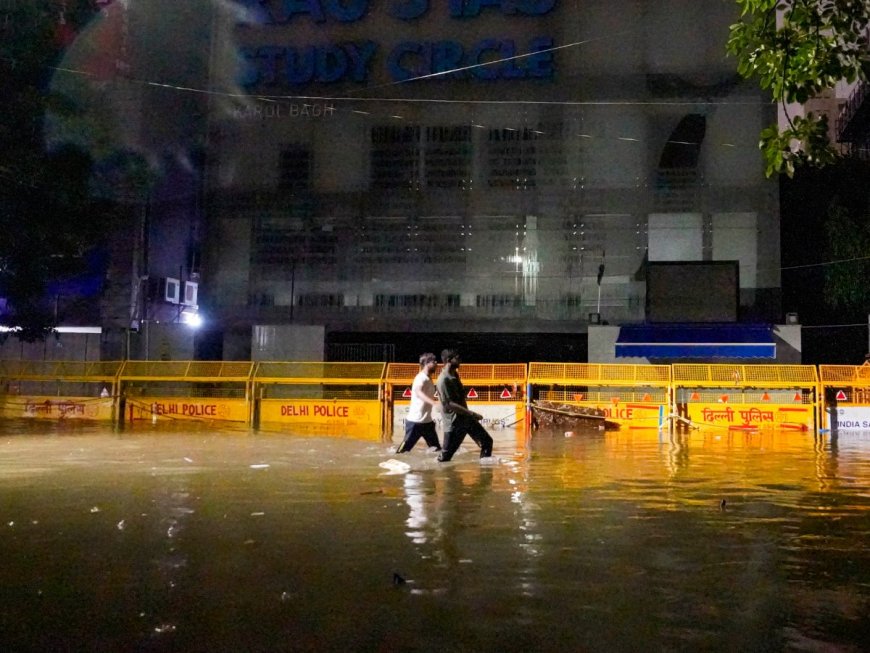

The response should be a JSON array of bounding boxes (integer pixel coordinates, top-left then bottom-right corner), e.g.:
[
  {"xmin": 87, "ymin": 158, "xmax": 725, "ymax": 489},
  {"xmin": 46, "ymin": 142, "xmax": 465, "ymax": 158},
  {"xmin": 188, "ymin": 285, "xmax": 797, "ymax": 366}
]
[{"xmin": 1, "ymin": 421, "xmax": 869, "ymax": 652}]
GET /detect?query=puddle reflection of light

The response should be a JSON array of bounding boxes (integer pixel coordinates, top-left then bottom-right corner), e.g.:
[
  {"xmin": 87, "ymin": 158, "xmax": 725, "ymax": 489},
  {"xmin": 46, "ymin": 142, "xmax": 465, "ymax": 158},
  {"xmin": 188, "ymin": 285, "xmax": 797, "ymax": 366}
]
[{"xmin": 403, "ymin": 473, "xmax": 429, "ymax": 544}]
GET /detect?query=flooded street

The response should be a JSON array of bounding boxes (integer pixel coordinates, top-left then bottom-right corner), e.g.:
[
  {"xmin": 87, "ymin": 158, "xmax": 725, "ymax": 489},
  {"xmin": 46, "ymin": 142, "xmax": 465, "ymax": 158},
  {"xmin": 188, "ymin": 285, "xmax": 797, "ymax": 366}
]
[{"xmin": 1, "ymin": 422, "xmax": 869, "ymax": 652}]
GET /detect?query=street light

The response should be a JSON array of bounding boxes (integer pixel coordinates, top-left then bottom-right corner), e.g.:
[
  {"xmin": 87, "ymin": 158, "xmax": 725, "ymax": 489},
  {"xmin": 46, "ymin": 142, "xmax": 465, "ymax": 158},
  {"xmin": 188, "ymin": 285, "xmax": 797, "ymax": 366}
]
[{"xmin": 182, "ymin": 310, "xmax": 202, "ymax": 329}]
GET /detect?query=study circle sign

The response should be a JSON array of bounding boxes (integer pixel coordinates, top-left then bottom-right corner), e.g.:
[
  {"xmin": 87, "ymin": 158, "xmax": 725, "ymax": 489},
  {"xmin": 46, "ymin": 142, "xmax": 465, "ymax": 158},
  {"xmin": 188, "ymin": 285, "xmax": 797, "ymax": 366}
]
[{"xmin": 237, "ymin": 0, "xmax": 559, "ymax": 86}]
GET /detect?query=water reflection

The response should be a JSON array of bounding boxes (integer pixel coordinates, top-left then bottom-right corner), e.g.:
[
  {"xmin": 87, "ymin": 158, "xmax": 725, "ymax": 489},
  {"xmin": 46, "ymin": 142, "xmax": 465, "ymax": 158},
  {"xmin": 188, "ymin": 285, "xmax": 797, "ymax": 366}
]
[
  {"xmin": 402, "ymin": 467, "xmax": 495, "ymax": 577},
  {"xmin": 0, "ymin": 422, "xmax": 869, "ymax": 651}
]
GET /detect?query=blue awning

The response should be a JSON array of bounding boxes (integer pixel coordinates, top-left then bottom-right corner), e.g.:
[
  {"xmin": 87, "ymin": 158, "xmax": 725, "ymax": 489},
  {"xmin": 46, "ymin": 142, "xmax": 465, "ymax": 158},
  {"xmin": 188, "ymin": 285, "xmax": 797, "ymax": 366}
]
[{"xmin": 615, "ymin": 325, "xmax": 776, "ymax": 359}]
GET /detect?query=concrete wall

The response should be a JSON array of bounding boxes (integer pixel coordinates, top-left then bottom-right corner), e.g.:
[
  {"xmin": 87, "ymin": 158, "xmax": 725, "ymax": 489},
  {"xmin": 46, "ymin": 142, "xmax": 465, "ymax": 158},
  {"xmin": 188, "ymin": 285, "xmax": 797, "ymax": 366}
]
[
  {"xmin": 772, "ymin": 325, "xmax": 802, "ymax": 364},
  {"xmin": 0, "ymin": 330, "xmax": 102, "ymax": 361},
  {"xmin": 588, "ymin": 326, "xmax": 633, "ymax": 364},
  {"xmin": 252, "ymin": 325, "xmax": 325, "ymax": 361},
  {"xmin": 136, "ymin": 323, "xmax": 196, "ymax": 361}
]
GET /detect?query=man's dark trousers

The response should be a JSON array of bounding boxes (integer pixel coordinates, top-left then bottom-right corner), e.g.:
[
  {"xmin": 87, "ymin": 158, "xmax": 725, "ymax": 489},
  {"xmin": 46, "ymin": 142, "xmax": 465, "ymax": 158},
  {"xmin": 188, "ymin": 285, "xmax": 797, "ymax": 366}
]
[{"xmin": 438, "ymin": 416, "xmax": 493, "ymax": 461}]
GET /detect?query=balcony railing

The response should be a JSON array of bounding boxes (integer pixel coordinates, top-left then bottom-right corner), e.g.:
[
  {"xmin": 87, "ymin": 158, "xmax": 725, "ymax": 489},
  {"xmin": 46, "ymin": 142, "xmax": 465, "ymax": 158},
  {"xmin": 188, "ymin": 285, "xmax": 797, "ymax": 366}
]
[
  {"xmin": 210, "ymin": 291, "xmax": 645, "ymax": 327},
  {"xmin": 654, "ymin": 168, "xmax": 699, "ymax": 211},
  {"xmin": 836, "ymin": 80, "xmax": 870, "ymax": 144}
]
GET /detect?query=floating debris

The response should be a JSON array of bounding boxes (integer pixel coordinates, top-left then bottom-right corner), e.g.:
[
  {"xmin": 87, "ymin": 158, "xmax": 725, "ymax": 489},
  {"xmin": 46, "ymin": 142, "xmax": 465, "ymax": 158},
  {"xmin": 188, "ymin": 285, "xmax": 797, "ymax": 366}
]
[
  {"xmin": 392, "ymin": 572, "xmax": 407, "ymax": 586},
  {"xmin": 153, "ymin": 623, "xmax": 177, "ymax": 634},
  {"xmin": 250, "ymin": 464, "xmax": 270, "ymax": 470},
  {"xmin": 117, "ymin": 520, "xmax": 126, "ymax": 531},
  {"xmin": 379, "ymin": 459, "xmax": 411, "ymax": 474},
  {"xmin": 531, "ymin": 400, "xmax": 619, "ymax": 431},
  {"xmin": 90, "ymin": 507, "xmax": 101, "ymax": 513}
]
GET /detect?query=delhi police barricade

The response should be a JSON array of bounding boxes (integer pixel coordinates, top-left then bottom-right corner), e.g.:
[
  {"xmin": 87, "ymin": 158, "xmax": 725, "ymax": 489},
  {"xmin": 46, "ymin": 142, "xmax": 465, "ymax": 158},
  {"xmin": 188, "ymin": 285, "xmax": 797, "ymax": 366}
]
[
  {"xmin": 384, "ymin": 362, "xmax": 528, "ymax": 443},
  {"xmin": 528, "ymin": 362, "xmax": 672, "ymax": 430},
  {"xmin": 0, "ymin": 359, "xmax": 121, "ymax": 421},
  {"xmin": 252, "ymin": 361, "xmax": 384, "ymax": 439},
  {"xmin": 819, "ymin": 364, "xmax": 870, "ymax": 432},
  {"xmin": 0, "ymin": 358, "xmax": 834, "ymax": 436},
  {"xmin": 671, "ymin": 363, "xmax": 821, "ymax": 432},
  {"xmin": 117, "ymin": 360, "xmax": 255, "ymax": 425}
]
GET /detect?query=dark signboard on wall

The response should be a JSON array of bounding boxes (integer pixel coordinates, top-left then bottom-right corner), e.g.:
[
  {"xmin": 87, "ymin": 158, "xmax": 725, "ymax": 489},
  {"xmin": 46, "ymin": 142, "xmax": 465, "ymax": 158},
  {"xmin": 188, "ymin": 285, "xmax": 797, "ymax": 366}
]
[{"xmin": 646, "ymin": 261, "xmax": 739, "ymax": 323}]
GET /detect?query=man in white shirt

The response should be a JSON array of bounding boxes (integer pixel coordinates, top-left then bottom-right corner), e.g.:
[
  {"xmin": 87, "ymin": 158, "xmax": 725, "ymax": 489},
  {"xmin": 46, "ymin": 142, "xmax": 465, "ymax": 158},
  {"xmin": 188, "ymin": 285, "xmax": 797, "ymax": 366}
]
[{"xmin": 396, "ymin": 352, "xmax": 442, "ymax": 453}]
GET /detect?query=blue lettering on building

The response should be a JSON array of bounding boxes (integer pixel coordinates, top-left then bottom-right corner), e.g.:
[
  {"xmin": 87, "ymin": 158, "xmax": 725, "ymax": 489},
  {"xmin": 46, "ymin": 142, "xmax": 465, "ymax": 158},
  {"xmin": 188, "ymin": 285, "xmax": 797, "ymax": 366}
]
[
  {"xmin": 242, "ymin": 0, "xmax": 370, "ymax": 24},
  {"xmin": 386, "ymin": 37, "xmax": 553, "ymax": 82},
  {"xmin": 389, "ymin": 0, "xmax": 429, "ymax": 20},
  {"xmin": 236, "ymin": 0, "xmax": 559, "ymax": 86},
  {"xmin": 240, "ymin": 41, "xmax": 378, "ymax": 85},
  {"xmin": 451, "ymin": 0, "xmax": 557, "ymax": 18}
]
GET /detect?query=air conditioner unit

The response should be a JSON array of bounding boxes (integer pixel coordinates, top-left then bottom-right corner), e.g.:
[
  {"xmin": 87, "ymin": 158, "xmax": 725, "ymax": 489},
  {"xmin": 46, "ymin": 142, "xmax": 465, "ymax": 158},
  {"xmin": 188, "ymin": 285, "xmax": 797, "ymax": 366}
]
[
  {"xmin": 164, "ymin": 277, "xmax": 181, "ymax": 304},
  {"xmin": 183, "ymin": 281, "xmax": 198, "ymax": 307},
  {"xmin": 147, "ymin": 276, "xmax": 181, "ymax": 304}
]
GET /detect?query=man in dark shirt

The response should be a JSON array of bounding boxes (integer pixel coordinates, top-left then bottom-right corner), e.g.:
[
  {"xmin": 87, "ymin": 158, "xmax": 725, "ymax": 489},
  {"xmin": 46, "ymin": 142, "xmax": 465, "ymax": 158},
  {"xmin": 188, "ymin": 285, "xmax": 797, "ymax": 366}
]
[{"xmin": 435, "ymin": 349, "xmax": 494, "ymax": 462}]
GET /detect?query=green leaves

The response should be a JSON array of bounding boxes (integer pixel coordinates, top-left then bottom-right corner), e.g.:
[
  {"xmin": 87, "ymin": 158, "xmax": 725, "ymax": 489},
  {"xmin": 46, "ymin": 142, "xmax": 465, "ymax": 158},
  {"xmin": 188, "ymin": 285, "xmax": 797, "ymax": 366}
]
[
  {"xmin": 728, "ymin": 0, "xmax": 870, "ymax": 176},
  {"xmin": 760, "ymin": 113, "xmax": 841, "ymax": 177},
  {"xmin": 824, "ymin": 198, "xmax": 870, "ymax": 310}
]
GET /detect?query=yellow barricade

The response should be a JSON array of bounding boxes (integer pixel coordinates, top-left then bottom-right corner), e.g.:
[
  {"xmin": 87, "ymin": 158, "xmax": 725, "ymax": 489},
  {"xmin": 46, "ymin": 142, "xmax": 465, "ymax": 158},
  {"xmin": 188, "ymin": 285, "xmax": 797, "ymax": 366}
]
[
  {"xmin": 253, "ymin": 362, "xmax": 385, "ymax": 437},
  {"xmin": 0, "ymin": 359, "xmax": 837, "ymax": 435},
  {"xmin": 0, "ymin": 360, "xmax": 122, "ymax": 422},
  {"xmin": 819, "ymin": 364, "xmax": 870, "ymax": 431},
  {"xmin": 529, "ymin": 362, "xmax": 672, "ymax": 429},
  {"xmin": 0, "ymin": 396, "xmax": 115, "ymax": 421},
  {"xmin": 671, "ymin": 364, "xmax": 820, "ymax": 432},
  {"xmin": 118, "ymin": 360, "xmax": 254, "ymax": 425},
  {"xmin": 126, "ymin": 397, "xmax": 250, "ymax": 423},
  {"xmin": 384, "ymin": 363, "xmax": 527, "ymax": 441}
]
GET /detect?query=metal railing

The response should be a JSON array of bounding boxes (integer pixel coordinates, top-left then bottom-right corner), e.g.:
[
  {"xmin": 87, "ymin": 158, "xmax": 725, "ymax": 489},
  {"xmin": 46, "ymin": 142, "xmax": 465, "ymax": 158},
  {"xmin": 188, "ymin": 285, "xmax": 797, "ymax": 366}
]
[{"xmin": 836, "ymin": 80, "xmax": 870, "ymax": 143}]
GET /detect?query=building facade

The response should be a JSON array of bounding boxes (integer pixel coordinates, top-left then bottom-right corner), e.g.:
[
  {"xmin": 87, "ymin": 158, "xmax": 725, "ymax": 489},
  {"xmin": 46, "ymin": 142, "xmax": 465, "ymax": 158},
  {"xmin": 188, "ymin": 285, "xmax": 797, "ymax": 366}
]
[
  {"xmin": 201, "ymin": 0, "xmax": 779, "ymax": 360},
  {"xmin": 837, "ymin": 80, "xmax": 870, "ymax": 160}
]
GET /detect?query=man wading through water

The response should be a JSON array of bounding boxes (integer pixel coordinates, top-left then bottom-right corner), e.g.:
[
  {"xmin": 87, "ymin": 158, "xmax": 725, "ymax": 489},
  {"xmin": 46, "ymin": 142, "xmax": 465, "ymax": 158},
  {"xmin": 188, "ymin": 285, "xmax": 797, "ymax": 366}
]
[
  {"xmin": 435, "ymin": 349, "xmax": 494, "ymax": 462},
  {"xmin": 395, "ymin": 352, "xmax": 442, "ymax": 453}
]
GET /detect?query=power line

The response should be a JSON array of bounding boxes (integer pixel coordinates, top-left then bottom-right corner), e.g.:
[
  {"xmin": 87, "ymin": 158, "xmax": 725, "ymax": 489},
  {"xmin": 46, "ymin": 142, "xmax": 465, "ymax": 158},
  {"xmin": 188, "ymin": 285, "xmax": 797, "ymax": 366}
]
[
  {"xmin": 46, "ymin": 62, "xmax": 765, "ymax": 108},
  {"xmin": 781, "ymin": 256, "xmax": 870, "ymax": 271},
  {"xmin": 800, "ymin": 322, "xmax": 868, "ymax": 329}
]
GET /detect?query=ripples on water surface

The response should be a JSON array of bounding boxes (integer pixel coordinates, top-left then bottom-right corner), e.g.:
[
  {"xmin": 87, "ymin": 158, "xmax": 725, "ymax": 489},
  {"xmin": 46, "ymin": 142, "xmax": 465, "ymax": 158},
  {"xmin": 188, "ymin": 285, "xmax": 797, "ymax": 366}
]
[{"xmin": 1, "ymin": 420, "xmax": 869, "ymax": 652}]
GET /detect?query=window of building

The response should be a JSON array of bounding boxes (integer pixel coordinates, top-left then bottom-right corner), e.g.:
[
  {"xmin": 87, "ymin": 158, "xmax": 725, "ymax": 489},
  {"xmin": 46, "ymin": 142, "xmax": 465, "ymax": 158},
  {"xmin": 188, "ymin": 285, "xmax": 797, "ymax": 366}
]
[
  {"xmin": 297, "ymin": 293, "xmax": 343, "ymax": 308},
  {"xmin": 279, "ymin": 145, "xmax": 312, "ymax": 191},
  {"xmin": 373, "ymin": 294, "xmax": 460, "ymax": 310},
  {"xmin": 370, "ymin": 125, "xmax": 473, "ymax": 190},
  {"xmin": 476, "ymin": 294, "xmax": 522, "ymax": 308},
  {"xmin": 370, "ymin": 125, "xmax": 420, "ymax": 190},
  {"xmin": 249, "ymin": 293, "xmax": 274, "ymax": 307},
  {"xmin": 486, "ymin": 127, "xmax": 539, "ymax": 188},
  {"xmin": 424, "ymin": 126, "xmax": 471, "ymax": 189}
]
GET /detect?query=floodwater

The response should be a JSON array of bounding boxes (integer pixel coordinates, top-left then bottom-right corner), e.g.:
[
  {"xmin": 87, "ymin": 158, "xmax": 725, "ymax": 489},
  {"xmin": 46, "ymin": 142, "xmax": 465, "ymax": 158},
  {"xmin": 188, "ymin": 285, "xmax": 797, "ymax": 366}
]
[{"xmin": 1, "ymin": 421, "xmax": 869, "ymax": 652}]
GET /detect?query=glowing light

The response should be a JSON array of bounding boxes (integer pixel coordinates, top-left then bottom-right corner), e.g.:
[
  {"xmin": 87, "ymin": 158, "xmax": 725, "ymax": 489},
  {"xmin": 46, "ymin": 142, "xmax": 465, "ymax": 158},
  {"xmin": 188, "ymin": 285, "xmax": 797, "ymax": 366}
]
[{"xmin": 182, "ymin": 311, "xmax": 203, "ymax": 329}]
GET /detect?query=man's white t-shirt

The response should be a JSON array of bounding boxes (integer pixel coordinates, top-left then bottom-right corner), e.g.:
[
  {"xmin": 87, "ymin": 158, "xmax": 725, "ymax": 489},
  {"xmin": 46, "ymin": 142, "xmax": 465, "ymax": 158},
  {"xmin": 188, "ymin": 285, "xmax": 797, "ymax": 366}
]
[{"xmin": 406, "ymin": 370, "xmax": 436, "ymax": 423}]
